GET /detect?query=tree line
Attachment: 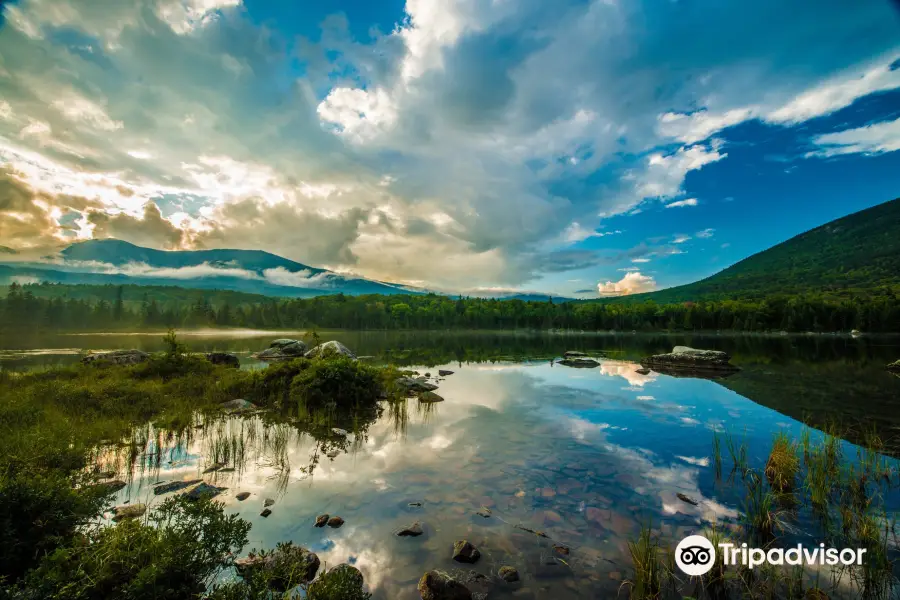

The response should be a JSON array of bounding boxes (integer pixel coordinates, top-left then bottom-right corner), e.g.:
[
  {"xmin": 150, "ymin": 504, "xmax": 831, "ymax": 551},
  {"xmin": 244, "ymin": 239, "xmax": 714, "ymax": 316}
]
[{"xmin": 3, "ymin": 282, "xmax": 900, "ymax": 333}]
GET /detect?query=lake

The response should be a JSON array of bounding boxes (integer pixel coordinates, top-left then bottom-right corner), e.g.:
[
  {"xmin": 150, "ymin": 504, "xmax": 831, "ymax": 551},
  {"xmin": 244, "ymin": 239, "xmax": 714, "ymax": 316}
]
[{"xmin": 3, "ymin": 330, "xmax": 900, "ymax": 598}]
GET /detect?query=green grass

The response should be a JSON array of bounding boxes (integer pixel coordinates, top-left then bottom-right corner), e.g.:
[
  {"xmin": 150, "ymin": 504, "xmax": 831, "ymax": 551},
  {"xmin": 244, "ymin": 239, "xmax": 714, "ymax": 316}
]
[{"xmin": 624, "ymin": 525, "xmax": 662, "ymax": 600}]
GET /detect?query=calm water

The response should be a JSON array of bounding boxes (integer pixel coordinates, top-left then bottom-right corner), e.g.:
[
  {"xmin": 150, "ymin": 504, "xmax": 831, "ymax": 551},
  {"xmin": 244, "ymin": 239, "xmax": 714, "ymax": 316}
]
[{"xmin": 4, "ymin": 331, "xmax": 900, "ymax": 598}]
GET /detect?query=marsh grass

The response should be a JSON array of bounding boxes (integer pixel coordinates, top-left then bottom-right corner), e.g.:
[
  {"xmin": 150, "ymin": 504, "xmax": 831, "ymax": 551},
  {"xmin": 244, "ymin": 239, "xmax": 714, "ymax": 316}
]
[
  {"xmin": 624, "ymin": 524, "xmax": 662, "ymax": 600},
  {"xmin": 765, "ymin": 432, "xmax": 800, "ymax": 496}
]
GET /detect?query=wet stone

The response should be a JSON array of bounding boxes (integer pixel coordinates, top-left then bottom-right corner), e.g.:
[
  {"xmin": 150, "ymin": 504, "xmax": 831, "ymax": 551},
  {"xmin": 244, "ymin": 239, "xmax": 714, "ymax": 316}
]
[
  {"xmin": 236, "ymin": 492, "xmax": 250, "ymax": 501},
  {"xmin": 327, "ymin": 516, "xmax": 345, "ymax": 528},
  {"xmin": 499, "ymin": 566, "xmax": 520, "ymax": 583},
  {"xmin": 452, "ymin": 540, "xmax": 481, "ymax": 564},
  {"xmin": 264, "ymin": 498, "xmax": 275, "ymax": 507},
  {"xmin": 397, "ymin": 521, "xmax": 424, "ymax": 537},
  {"xmin": 315, "ymin": 514, "xmax": 330, "ymax": 527},
  {"xmin": 260, "ymin": 508, "xmax": 272, "ymax": 518}
]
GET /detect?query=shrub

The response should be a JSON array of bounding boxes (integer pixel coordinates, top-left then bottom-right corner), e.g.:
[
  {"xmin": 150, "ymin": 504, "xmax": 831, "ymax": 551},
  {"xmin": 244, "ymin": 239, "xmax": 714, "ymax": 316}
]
[
  {"xmin": 16, "ymin": 497, "xmax": 250, "ymax": 600},
  {"xmin": 289, "ymin": 357, "xmax": 382, "ymax": 408}
]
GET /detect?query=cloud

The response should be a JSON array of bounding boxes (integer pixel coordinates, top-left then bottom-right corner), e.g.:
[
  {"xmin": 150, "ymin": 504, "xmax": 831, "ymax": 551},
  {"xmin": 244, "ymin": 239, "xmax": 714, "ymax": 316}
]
[
  {"xmin": 809, "ymin": 117, "xmax": 900, "ymax": 157},
  {"xmin": 665, "ymin": 198, "xmax": 698, "ymax": 209},
  {"xmin": 695, "ymin": 228, "xmax": 716, "ymax": 238},
  {"xmin": 672, "ymin": 234, "xmax": 691, "ymax": 244},
  {"xmin": 0, "ymin": 0, "xmax": 898, "ymax": 291},
  {"xmin": 597, "ymin": 271, "xmax": 657, "ymax": 296},
  {"xmin": 89, "ymin": 202, "xmax": 186, "ymax": 249},
  {"xmin": 631, "ymin": 258, "xmax": 651, "ymax": 264}
]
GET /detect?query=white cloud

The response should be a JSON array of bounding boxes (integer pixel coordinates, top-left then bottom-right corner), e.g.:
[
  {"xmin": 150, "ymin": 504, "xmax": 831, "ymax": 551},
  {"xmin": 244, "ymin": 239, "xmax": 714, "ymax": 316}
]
[
  {"xmin": 156, "ymin": 0, "xmax": 243, "ymax": 35},
  {"xmin": 316, "ymin": 87, "xmax": 398, "ymax": 143},
  {"xmin": 809, "ymin": 117, "xmax": 900, "ymax": 157},
  {"xmin": 695, "ymin": 228, "xmax": 715, "ymax": 238},
  {"xmin": 631, "ymin": 258, "xmax": 651, "ymax": 264},
  {"xmin": 52, "ymin": 94, "xmax": 123, "ymax": 132},
  {"xmin": 0, "ymin": 101, "xmax": 12, "ymax": 121},
  {"xmin": 658, "ymin": 109, "xmax": 754, "ymax": 144},
  {"xmin": 665, "ymin": 198, "xmax": 698, "ymax": 209},
  {"xmin": 672, "ymin": 234, "xmax": 691, "ymax": 244},
  {"xmin": 597, "ymin": 271, "xmax": 657, "ymax": 296}
]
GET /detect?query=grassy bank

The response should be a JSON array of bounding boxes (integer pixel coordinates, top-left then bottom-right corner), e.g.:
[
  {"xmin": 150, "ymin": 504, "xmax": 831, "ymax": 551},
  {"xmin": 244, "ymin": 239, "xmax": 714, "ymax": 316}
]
[
  {"xmin": 625, "ymin": 428, "xmax": 900, "ymax": 599},
  {"xmin": 0, "ymin": 333, "xmax": 394, "ymax": 598}
]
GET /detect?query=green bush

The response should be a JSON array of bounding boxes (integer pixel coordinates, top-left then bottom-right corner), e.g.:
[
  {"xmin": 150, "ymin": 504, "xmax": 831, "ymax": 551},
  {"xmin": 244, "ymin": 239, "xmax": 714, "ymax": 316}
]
[
  {"xmin": 16, "ymin": 497, "xmax": 250, "ymax": 600},
  {"xmin": 289, "ymin": 357, "xmax": 382, "ymax": 408}
]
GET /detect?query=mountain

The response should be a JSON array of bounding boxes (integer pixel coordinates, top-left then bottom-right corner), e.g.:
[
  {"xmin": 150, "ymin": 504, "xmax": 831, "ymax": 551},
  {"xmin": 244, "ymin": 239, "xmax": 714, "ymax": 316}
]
[
  {"xmin": 605, "ymin": 197, "xmax": 900, "ymax": 304},
  {"xmin": 0, "ymin": 239, "xmax": 418, "ymax": 298}
]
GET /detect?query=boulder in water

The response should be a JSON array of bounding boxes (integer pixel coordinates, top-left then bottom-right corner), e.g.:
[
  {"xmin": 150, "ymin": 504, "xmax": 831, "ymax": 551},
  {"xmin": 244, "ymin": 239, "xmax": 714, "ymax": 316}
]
[
  {"xmin": 418, "ymin": 570, "xmax": 473, "ymax": 600},
  {"xmin": 396, "ymin": 521, "xmax": 424, "ymax": 537},
  {"xmin": 563, "ymin": 350, "xmax": 587, "ymax": 358},
  {"xmin": 111, "ymin": 503, "xmax": 146, "ymax": 521},
  {"xmin": 498, "ymin": 566, "xmax": 520, "ymax": 583},
  {"xmin": 307, "ymin": 564, "xmax": 366, "ymax": 598},
  {"xmin": 234, "ymin": 543, "xmax": 320, "ymax": 590},
  {"xmin": 182, "ymin": 482, "xmax": 227, "ymax": 501},
  {"xmin": 418, "ymin": 391, "xmax": 444, "ymax": 403},
  {"xmin": 305, "ymin": 340, "xmax": 356, "ymax": 360},
  {"xmin": 82, "ymin": 350, "xmax": 149, "ymax": 366},
  {"xmin": 153, "ymin": 479, "xmax": 202, "ymax": 495},
  {"xmin": 452, "ymin": 540, "xmax": 481, "ymax": 564},
  {"xmin": 438, "ymin": 370, "xmax": 455, "ymax": 376},
  {"xmin": 558, "ymin": 357, "xmax": 600, "ymax": 368},
  {"xmin": 640, "ymin": 346, "xmax": 739, "ymax": 378},
  {"xmin": 396, "ymin": 377, "xmax": 439, "ymax": 393},
  {"xmin": 205, "ymin": 352, "xmax": 240, "ymax": 368}
]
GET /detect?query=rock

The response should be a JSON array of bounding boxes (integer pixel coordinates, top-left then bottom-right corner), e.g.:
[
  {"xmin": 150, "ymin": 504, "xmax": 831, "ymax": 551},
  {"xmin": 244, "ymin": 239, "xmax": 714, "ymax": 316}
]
[
  {"xmin": 397, "ymin": 521, "xmax": 424, "ymax": 537},
  {"xmin": 182, "ymin": 482, "xmax": 227, "ymax": 501},
  {"xmin": 264, "ymin": 498, "xmax": 275, "ymax": 507},
  {"xmin": 887, "ymin": 360, "xmax": 900, "ymax": 373},
  {"xmin": 154, "ymin": 479, "xmax": 202, "ymax": 495},
  {"xmin": 676, "ymin": 493, "xmax": 699, "ymax": 506},
  {"xmin": 475, "ymin": 508, "xmax": 492, "ymax": 518},
  {"xmin": 220, "ymin": 398, "xmax": 257, "ymax": 413},
  {"xmin": 439, "ymin": 370, "xmax": 455, "ymax": 376},
  {"xmin": 236, "ymin": 492, "xmax": 251, "ymax": 501},
  {"xmin": 305, "ymin": 340, "xmax": 356, "ymax": 360},
  {"xmin": 425, "ymin": 372, "xmax": 431, "ymax": 377},
  {"xmin": 452, "ymin": 540, "xmax": 481, "ymax": 564},
  {"xmin": 452, "ymin": 570, "xmax": 493, "ymax": 600},
  {"xmin": 205, "ymin": 352, "xmax": 240, "ymax": 368},
  {"xmin": 315, "ymin": 514, "xmax": 330, "ymax": 527},
  {"xmin": 256, "ymin": 347, "xmax": 289, "ymax": 360},
  {"xmin": 234, "ymin": 543, "xmax": 320, "ymax": 590},
  {"xmin": 111, "ymin": 503, "xmax": 146, "ymax": 521},
  {"xmin": 256, "ymin": 339, "xmax": 308, "ymax": 360},
  {"xmin": 563, "ymin": 351, "xmax": 587, "ymax": 358},
  {"xmin": 396, "ymin": 377, "xmax": 439, "ymax": 393},
  {"xmin": 418, "ymin": 570, "xmax": 473, "ymax": 600},
  {"xmin": 635, "ymin": 367, "xmax": 651, "ymax": 375},
  {"xmin": 328, "ymin": 516, "xmax": 345, "ymax": 528},
  {"xmin": 90, "ymin": 479, "xmax": 127, "ymax": 494},
  {"xmin": 332, "ymin": 427, "xmax": 349, "ymax": 436},
  {"xmin": 552, "ymin": 543, "xmax": 570, "ymax": 555},
  {"xmin": 307, "ymin": 564, "xmax": 365, "ymax": 597},
  {"xmin": 640, "ymin": 346, "xmax": 739, "ymax": 377},
  {"xmin": 418, "ymin": 391, "xmax": 445, "ymax": 403},
  {"xmin": 202, "ymin": 462, "xmax": 226, "ymax": 474},
  {"xmin": 498, "ymin": 566, "xmax": 520, "ymax": 583},
  {"xmin": 82, "ymin": 349, "xmax": 149, "ymax": 366},
  {"xmin": 270, "ymin": 338, "xmax": 304, "ymax": 350},
  {"xmin": 260, "ymin": 508, "xmax": 272, "ymax": 518},
  {"xmin": 91, "ymin": 470, "xmax": 117, "ymax": 480},
  {"xmin": 851, "ymin": 329, "xmax": 862, "ymax": 336},
  {"xmin": 558, "ymin": 357, "xmax": 600, "ymax": 368},
  {"xmin": 408, "ymin": 502, "xmax": 423, "ymax": 507}
]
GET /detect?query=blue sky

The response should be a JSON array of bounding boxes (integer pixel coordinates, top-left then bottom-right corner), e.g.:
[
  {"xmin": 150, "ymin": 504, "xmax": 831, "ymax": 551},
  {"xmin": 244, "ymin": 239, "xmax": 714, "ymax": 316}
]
[{"xmin": 0, "ymin": 0, "xmax": 898, "ymax": 297}]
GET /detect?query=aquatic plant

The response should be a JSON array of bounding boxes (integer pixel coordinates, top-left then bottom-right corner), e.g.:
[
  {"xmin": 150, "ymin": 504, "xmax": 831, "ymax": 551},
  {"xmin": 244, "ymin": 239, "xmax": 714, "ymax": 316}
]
[
  {"xmin": 765, "ymin": 432, "xmax": 799, "ymax": 495},
  {"xmin": 624, "ymin": 524, "xmax": 662, "ymax": 600}
]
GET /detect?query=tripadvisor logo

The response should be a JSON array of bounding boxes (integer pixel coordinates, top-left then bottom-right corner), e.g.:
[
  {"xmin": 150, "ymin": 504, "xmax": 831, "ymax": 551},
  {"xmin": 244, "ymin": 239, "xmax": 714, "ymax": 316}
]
[{"xmin": 675, "ymin": 534, "xmax": 868, "ymax": 576}]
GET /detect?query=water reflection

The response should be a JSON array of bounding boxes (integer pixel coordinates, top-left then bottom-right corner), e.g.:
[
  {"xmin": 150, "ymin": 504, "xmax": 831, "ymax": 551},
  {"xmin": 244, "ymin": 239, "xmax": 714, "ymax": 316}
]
[{"xmin": 84, "ymin": 355, "xmax": 900, "ymax": 599}]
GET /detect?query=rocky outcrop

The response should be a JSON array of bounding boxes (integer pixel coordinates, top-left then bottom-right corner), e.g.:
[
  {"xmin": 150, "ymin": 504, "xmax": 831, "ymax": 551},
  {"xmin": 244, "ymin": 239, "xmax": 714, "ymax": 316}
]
[
  {"xmin": 82, "ymin": 350, "xmax": 149, "ymax": 366},
  {"xmin": 418, "ymin": 570, "xmax": 473, "ymax": 600},
  {"xmin": 396, "ymin": 377, "xmax": 439, "ymax": 393},
  {"xmin": 305, "ymin": 341, "xmax": 356, "ymax": 360},
  {"xmin": 111, "ymin": 503, "xmax": 146, "ymax": 521},
  {"xmin": 234, "ymin": 543, "xmax": 320, "ymax": 590},
  {"xmin": 205, "ymin": 352, "xmax": 240, "ymax": 368},
  {"xmin": 640, "ymin": 346, "xmax": 739, "ymax": 377},
  {"xmin": 256, "ymin": 339, "xmax": 307, "ymax": 361},
  {"xmin": 558, "ymin": 357, "xmax": 600, "ymax": 368}
]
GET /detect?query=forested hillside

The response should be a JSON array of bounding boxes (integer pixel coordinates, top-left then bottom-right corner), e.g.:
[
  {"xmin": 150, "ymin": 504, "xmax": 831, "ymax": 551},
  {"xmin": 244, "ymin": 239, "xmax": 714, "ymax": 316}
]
[
  {"xmin": 3, "ymin": 282, "xmax": 898, "ymax": 333},
  {"xmin": 614, "ymin": 197, "xmax": 900, "ymax": 303}
]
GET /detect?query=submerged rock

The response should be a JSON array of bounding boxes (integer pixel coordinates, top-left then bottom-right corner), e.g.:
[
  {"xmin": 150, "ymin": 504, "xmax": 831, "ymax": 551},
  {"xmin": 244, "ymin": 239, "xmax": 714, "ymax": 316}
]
[
  {"xmin": 305, "ymin": 340, "xmax": 356, "ymax": 360},
  {"xmin": 234, "ymin": 543, "xmax": 320, "ymax": 590},
  {"xmin": 418, "ymin": 391, "xmax": 445, "ymax": 403},
  {"xmin": 396, "ymin": 377, "xmax": 439, "ymax": 393},
  {"xmin": 558, "ymin": 357, "xmax": 600, "ymax": 368},
  {"xmin": 640, "ymin": 346, "xmax": 739, "ymax": 377},
  {"xmin": 152, "ymin": 479, "xmax": 201, "ymax": 495},
  {"xmin": 635, "ymin": 367, "xmax": 651, "ymax": 375},
  {"xmin": 418, "ymin": 570, "xmax": 473, "ymax": 600},
  {"xmin": 498, "ymin": 566, "xmax": 520, "ymax": 583},
  {"xmin": 236, "ymin": 492, "xmax": 251, "ymax": 501},
  {"xmin": 260, "ymin": 508, "xmax": 272, "ymax": 518},
  {"xmin": 205, "ymin": 352, "xmax": 240, "ymax": 368},
  {"xmin": 90, "ymin": 479, "xmax": 127, "ymax": 494},
  {"xmin": 397, "ymin": 521, "xmax": 424, "ymax": 537},
  {"xmin": 327, "ymin": 516, "xmax": 345, "ymax": 528},
  {"xmin": 452, "ymin": 540, "xmax": 481, "ymax": 564},
  {"xmin": 438, "ymin": 370, "xmax": 455, "ymax": 376},
  {"xmin": 182, "ymin": 482, "xmax": 227, "ymax": 501},
  {"xmin": 82, "ymin": 349, "xmax": 149, "ymax": 366},
  {"xmin": 220, "ymin": 398, "xmax": 257, "ymax": 414},
  {"xmin": 676, "ymin": 493, "xmax": 699, "ymax": 506},
  {"xmin": 111, "ymin": 503, "xmax": 146, "ymax": 521},
  {"xmin": 264, "ymin": 498, "xmax": 275, "ymax": 507}
]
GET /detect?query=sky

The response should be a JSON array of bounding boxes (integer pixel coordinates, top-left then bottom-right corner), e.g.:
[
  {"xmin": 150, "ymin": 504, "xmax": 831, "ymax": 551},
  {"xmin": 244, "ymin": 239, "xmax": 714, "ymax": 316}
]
[{"xmin": 0, "ymin": 0, "xmax": 899, "ymax": 298}]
